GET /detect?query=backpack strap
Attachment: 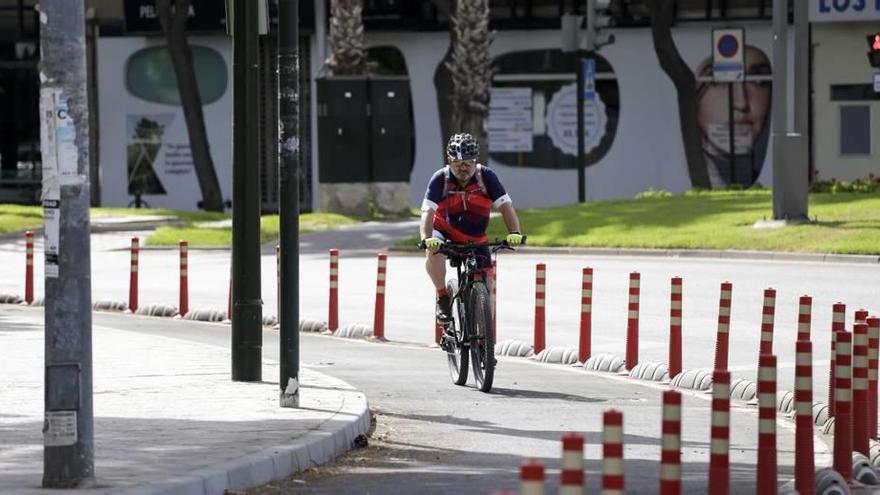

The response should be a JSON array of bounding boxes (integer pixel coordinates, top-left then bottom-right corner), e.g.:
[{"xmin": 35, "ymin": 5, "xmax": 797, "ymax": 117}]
[{"xmin": 475, "ymin": 164, "xmax": 488, "ymax": 196}]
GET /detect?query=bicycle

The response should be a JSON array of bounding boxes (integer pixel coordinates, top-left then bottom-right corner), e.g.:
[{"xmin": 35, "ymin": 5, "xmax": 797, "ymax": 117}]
[{"xmin": 419, "ymin": 238, "xmax": 525, "ymax": 393}]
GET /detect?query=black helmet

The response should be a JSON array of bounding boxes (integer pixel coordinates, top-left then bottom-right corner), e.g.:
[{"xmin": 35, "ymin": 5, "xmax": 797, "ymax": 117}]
[{"xmin": 446, "ymin": 133, "xmax": 479, "ymax": 161}]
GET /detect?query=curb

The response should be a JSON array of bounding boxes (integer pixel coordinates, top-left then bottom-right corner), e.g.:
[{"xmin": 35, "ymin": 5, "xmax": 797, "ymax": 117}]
[
  {"xmin": 389, "ymin": 245, "xmax": 880, "ymax": 265},
  {"xmin": 114, "ymin": 371, "xmax": 371, "ymax": 495}
]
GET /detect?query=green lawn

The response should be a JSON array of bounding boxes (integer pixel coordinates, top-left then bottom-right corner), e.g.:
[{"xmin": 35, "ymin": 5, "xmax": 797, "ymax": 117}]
[
  {"xmin": 146, "ymin": 212, "xmax": 361, "ymax": 246},
  {"xmin": 0, "ymin": 205, "xmax": 231, "ymax": 235},
  {"xmin": 401, "ymin": 190, "xmax": 880, "ymax": 255},
  {"xmin": 0, "ymin": 205, "xmax": 362, "ymax": 246}
]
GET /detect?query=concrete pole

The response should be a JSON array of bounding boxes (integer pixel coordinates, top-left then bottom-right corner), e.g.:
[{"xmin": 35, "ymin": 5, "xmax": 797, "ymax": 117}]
[
  {"xmin": 771, "ymin": 0, "xmax": 809, "ymax": 221},
  {"xmin": 278, "ymin": 0, "xmax": 301, "ymax": 408},
  {"xmin": 791, "ymin": 0, "xmax": 810, "ymax": 215},
  {"xmin": 771, "ymin": 0, "xmax": 789, "ymax": 220},
  {"xmin": 39, "ymin": 0, "xmax": 95, "ymax": 487}
]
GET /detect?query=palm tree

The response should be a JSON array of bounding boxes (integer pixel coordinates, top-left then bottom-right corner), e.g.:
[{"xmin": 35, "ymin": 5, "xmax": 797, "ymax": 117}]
[
  {"xmin": 323, "ymin": 0, "xmax": 367, "ymax": 75},
  {"xmin": 446, "ymin": 0, "xmax": 493, "ymax": 161}
]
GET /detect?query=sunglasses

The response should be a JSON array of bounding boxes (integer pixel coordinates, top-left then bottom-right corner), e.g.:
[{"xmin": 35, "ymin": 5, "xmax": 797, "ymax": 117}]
[{"xmin": 450, "ymin": 159, "xmax": 476, "ymax": 168}]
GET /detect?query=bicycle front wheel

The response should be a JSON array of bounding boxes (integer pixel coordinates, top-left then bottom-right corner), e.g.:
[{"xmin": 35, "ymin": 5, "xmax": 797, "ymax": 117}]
[
  {"xmin": 445, "ymin": 278, "xmax": 468, "ymax": 386},
  {"xmin": 469, "ymin": 282, "xmax": 495, "ymax": 393}
]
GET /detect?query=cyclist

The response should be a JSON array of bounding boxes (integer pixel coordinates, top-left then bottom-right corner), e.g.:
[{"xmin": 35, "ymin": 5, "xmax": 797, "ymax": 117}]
[{"xmin": 420, "ymin": 132, "xmax": 524, "ymax": 325}]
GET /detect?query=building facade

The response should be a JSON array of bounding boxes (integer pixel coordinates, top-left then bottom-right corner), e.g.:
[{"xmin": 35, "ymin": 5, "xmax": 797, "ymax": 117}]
[{"xmin": 0, "ymin": 1, "xmax": 876, "ymax": 211}]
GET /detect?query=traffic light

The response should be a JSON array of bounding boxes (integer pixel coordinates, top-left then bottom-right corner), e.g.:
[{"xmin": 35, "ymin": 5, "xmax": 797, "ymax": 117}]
[
  {"xmin": 869, "ymin": 33, "xmax": 880, "ymax": 68},
  {"xmin": 585, "ymin": 0, "xmax": 615, "ymax": 51}
]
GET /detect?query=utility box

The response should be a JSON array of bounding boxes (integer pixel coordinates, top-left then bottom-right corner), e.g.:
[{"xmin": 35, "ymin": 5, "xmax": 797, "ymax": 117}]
[
  {"xmin": 317, "ymin": 75, "xmax": 414, "ymax": 216},
  {"xmin": 317, "ymin": 76, "xmax": 372, "ymax": 215}
]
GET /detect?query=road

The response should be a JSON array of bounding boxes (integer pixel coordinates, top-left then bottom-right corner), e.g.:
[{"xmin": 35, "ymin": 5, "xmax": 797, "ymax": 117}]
[
  {"xmin": 75, "ymin": 311, "xmax": 804, "ymax": 494},
  {"xmin": 1, "ymin": 226, "xmax": 877, "ymax": 399}
]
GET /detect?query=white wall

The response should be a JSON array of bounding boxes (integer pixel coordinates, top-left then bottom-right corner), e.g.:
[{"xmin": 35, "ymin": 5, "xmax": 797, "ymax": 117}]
[
  {"xmin": 97, "ymin": 36, "xmax": 233, "ymax": 210},
  {"xmin": 367, "ymin": 22, "xmax": 779, "ymax": 209},
  {"xmin": 813, "ymin": 22, "xmax": 880, "ymax": 182}
]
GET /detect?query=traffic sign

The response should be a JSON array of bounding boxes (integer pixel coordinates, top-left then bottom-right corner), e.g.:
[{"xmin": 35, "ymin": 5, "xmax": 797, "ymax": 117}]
[
  {"xmin": 712, "ymin": 28, "xmax": 745, "ymax": 82},
  {"xmin": 583, "ymin": 59, "xmax": 596, "ymax": 101}
]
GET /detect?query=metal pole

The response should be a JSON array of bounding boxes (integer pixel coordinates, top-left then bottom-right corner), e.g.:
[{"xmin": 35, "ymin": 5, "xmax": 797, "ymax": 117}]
[
  {"xmin": 727, "ymin": 84, "xmax": 735, "ymax": 186},
  {"xmin": 278, "ymin": 0, "xmax": 300, "ymax": 408},
  {"xmin": 39, "ymin": 0, "xmax": 94, "ymax": 487},
  {"xmin": 576, "ymin": 57, "xmax": 585, "ymax": 203},
  {"xmin": 770, "ymin": 0, "xmax": 788, "ymax": 219},
  {"xmin": 231, "ymin": 0, "xmax": 263, "ymax": 381}
]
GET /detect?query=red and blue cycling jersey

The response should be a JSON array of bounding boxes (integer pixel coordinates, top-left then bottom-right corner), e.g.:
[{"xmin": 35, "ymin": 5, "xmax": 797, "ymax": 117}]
[{"xmin": 421, "ymin": 165, "xmax": 512, "ymax": 243}]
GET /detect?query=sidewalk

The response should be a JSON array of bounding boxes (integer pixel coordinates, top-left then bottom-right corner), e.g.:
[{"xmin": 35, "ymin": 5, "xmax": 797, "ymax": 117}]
[{"xmin": 0, "ymin": 305, "xmax": 370, "ymax": 495}]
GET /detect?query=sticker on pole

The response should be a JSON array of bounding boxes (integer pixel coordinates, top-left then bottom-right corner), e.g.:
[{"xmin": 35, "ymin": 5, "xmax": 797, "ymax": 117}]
[
  {"xmin": 44, "ymin": 410, "xmax": 77, "ymax": 447},
  {"xmin": 712, "ymin": 28, "xmax": 745, "ymax": 82},
  {"xmin": 874, "ymin": 73, "xmax": 880, "ymax": 93}
]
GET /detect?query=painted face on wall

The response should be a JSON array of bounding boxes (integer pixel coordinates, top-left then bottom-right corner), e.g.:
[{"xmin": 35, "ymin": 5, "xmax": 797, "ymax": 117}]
[{"xmin": 696, "ymin": 46, "xmax": 772, "ymax": 157}]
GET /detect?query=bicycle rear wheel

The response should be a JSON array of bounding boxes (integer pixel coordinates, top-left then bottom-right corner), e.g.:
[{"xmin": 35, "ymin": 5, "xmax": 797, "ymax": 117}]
[
  {"xmin": 445, "ymin": 279, "xmax": 468, "ymax": 386},
  {"xmin": 469, "ymin": 282, "xmax": 495, "ymax": 393}
]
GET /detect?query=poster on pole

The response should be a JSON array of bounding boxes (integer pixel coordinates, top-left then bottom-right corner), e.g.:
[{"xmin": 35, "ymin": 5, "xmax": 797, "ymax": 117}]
[
  {"xmin": 488, "ymin": 87, "xmax": 533, "ymax": 152},
  {"xmin": 712, "ymin": 28, "xmax": 745, "ymax": 82}
]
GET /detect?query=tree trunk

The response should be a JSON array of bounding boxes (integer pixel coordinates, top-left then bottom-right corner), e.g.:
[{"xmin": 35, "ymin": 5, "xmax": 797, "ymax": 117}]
[
  {"xmin": 649, "ymin": 0, "xmax": 711, "ymax": 189},
  {"xmin": 447, "ymin": 0, "xmax": 493, "ymax": 163},
  {"xmin": 156, "ymin": 0, "xmax": 225, "ymax": 211}
]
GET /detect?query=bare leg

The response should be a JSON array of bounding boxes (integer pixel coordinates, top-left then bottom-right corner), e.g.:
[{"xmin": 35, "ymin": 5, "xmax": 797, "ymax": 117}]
[{"xmin": 425, "ymin": 251, "xmax": 447, "ymax": 291}]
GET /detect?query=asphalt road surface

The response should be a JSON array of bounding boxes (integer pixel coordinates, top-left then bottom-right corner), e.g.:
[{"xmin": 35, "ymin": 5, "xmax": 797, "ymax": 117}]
[{"xmin": 79, "ymin": 311, "xmax": 810, "ymax": 494}]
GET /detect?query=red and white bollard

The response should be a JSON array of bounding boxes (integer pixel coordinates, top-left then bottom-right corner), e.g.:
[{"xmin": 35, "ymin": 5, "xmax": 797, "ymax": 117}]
[
  {"xmin": 560, "ymin": 432, "xmax": 584, "ymax": 495},
  {"xmin": 853, "ymin": 323, "xmax": 870, "ymax": 456},
  {"xmin": 625, "ymin": 272, "xmax": 640, "ymax": 371},
  {"xmin": 329, "ymin": 248, "xmax": 339, "ymax": 332},
  {"xmin": 520, "ymin": 459, "xmax": 545, "ymax": 495},
  {"xmin": 129, "ymin": 236, "xmax": 139, "ymax": 312},
  {"xmin": 534, "ymin": 263, "xmax": 546, "ymax": 354},
  {"xmin": 856, "ymin": 309, "xmax": 869, "ymax": 325},
  {"xmin": 797, "ymin": 295, "xmax": 812, "ymax": 341},
  {"xmin": 756, "ymin": 354, "xmax": 777, "ymax": 495},
  {"xmin": 668, "ymin": 277, "xmax": 683, "ymax": 379},
  {"xmin": 794, "ymin": 340, "xmax": 815, "ymax": 495},
  {"xmin": 713, "ymin": 282, "xmax": 733, "ymax": 372},
  {"xmin": 24, "ymin": 230, "xmax": 34, "ymax": 304},
  {"xmin": 758, "ymin": 288, "xmax": 776, "ymax": 356},
  {"xmin": 709, "ymin": 369, "xmax": 731, "ymax": 495},
  {"xmin": 660, "ymin": 390, "xmax": 682, "ymax": 495},
  {"xmin": 868, "ymin": 317, "xmax": 879, "ymax": 440},
  {"xmin": 833, "ymin": 331, "xmax": 854, "ymax": 482},
  {"xmin": 178, "ymin": 240, "xmax": 189, "ymax": 317},
  {"xmin": 579, "ymin": 267, "xmax": 593, "ymax": 364},
  {"xmin": 373, "ymin": 253, "xmax": 387, "ymax": 341},
  {"xmin": 602, "ymin": 410, "xmax": 625, "ymax": 495},
  {"xmin": 829, "ymin": 302, "xmax": 847, "ymax": 417}
]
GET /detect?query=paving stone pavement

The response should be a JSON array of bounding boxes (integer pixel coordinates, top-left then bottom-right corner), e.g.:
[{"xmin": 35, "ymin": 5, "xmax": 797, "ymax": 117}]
[{"xmin": 0, "ymin": 306, "xmax": 370, "ymax": 495}]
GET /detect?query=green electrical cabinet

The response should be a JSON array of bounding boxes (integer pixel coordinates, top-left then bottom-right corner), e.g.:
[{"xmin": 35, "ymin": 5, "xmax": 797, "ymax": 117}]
[
  {"xmin": 369, "ymin": 76, "xmax": 414, "ymax": 183},
  {"xmin": 316, "ymin": 76, "xmax": 371, "ymax": 183}
]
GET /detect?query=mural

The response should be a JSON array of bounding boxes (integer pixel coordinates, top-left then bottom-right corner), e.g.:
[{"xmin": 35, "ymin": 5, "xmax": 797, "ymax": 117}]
[
  {"xmin": 694, "ymin": 45, "xmax": 772, "ymax": 188},
  {"xmin": 487, "ymin": 50, "xmax": 619, "ymax": 170}
]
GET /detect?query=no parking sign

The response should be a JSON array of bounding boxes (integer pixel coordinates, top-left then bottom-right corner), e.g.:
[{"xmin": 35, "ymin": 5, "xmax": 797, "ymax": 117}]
[{"xmin": 712, "ymin": 28, "xmax": 745, "ymax": 82}]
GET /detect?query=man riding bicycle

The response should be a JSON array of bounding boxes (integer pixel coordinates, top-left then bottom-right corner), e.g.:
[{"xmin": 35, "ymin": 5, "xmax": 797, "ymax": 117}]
[{"xmin": 420, "ymin": 133, "xmax": 524, "ymax": 325}]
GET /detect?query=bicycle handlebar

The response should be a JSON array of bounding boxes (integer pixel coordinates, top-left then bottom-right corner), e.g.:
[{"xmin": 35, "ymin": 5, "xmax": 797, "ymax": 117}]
[{"xmin": 417, "ymin": 236, "xmax": 527, "ymax": 253}]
